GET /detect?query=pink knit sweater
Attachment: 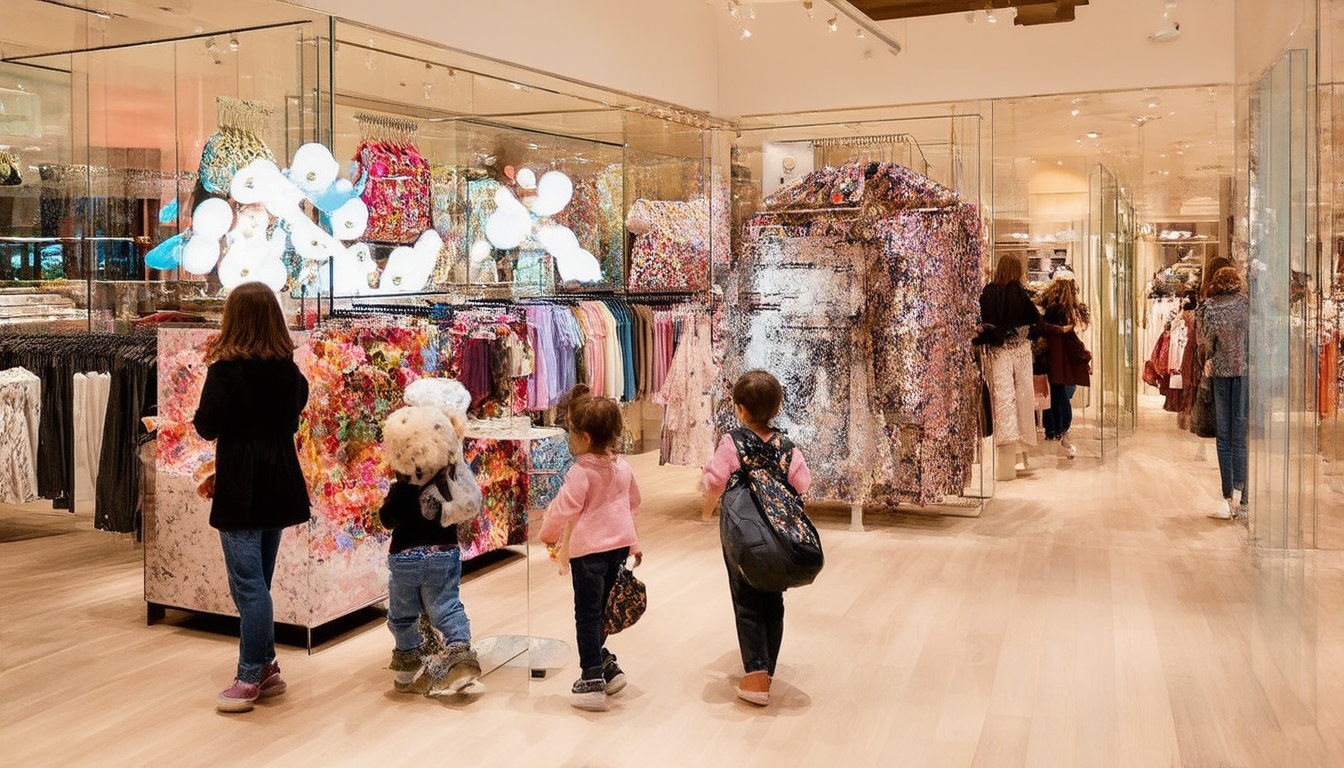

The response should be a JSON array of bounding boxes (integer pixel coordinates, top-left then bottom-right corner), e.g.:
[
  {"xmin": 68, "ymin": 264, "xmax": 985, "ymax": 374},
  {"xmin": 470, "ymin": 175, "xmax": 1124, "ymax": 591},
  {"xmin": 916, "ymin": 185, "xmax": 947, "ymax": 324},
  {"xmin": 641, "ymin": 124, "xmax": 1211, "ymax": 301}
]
[
  {"xmin": 540, "ymin": 454, "xmax": 642, "ymax": 560},
  {"xmin": 703, "ymin": 433, "xmax": 812, "ymax": 495}
]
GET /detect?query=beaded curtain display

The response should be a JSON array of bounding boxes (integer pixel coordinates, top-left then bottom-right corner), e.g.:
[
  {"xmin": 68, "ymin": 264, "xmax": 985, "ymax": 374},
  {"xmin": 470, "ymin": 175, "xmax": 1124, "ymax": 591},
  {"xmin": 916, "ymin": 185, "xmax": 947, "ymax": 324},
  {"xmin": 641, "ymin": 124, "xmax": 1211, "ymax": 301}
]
[{"xmin": 727, "ymin": 163, "xmax": 985, "ymax": 507}]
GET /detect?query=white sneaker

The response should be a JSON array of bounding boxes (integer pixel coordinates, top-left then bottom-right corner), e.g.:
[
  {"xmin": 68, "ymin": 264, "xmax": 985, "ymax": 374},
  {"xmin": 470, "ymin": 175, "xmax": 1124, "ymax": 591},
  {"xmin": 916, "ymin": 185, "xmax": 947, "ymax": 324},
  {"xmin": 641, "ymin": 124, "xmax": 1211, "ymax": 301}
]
[
  {"xmin": 1208, "ymin": 499, "xmax": 1233, "ymax": 520},
  {"xmin": 1059, "ymin": 433, "xmax": 1077, "ymax": 459},
  {"xmin": 1014, "ymin": 453, "xmax": 1029, "ymax": 472}
]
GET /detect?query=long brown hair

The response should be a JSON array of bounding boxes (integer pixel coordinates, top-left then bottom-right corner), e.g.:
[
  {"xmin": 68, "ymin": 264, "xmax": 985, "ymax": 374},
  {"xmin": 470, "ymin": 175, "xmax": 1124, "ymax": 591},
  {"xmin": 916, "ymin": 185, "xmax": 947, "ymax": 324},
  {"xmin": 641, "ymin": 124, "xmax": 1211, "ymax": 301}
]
[
  {"xmin": 1040, "ymin": 278, "xmax": 1091, "ymax": 329},
  {"xmin": 205, "ymin": 282, "xmax": 295, "ymax": 363},
  {"xmin": 992, "ymin": 254, "xmax": 1024, "ymax": 286}
]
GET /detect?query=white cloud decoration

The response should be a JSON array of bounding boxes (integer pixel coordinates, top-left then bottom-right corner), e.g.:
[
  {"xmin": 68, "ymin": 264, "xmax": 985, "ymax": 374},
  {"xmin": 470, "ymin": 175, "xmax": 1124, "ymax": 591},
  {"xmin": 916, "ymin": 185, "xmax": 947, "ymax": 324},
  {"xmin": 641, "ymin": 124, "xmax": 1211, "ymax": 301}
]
[
  {"xmin": 156, "ymin": 142, "xmax": 441, "ymax": 296},
  {"xmin": 478, "ymin": 168, "xmax": 602, "ymax": 284}
]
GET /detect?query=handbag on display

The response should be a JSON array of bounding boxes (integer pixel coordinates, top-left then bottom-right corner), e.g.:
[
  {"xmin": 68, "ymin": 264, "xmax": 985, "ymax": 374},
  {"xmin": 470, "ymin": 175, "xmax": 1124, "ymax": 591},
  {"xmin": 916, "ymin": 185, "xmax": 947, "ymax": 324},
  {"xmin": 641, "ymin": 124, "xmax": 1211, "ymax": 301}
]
[
  {"xmin": 1189, "ymin": 376, "xmax": 1218, "ymax": 439},
  {"xmin": 719, "ymin": 428, "xmax": 824, "ymax": 592},
  {"xmin": 601, "ymin": 564, "xmax": 647, "ymax": 636},
  {"xmin": 352, "ymin": 140, "xmax": 433, "ymax": 244}
]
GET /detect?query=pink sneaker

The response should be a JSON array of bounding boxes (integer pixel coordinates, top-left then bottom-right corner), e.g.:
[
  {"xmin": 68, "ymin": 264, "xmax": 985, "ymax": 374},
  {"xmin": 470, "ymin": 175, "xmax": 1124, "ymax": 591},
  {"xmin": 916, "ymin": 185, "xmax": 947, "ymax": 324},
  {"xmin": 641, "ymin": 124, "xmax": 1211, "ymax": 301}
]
[
  {"xmin": 258, "ymin": 661, "xmax": 287, "ymax": 699},
  {"xmin": 217, "ymin": 680, "xmax": 261, "ymax": 713}
]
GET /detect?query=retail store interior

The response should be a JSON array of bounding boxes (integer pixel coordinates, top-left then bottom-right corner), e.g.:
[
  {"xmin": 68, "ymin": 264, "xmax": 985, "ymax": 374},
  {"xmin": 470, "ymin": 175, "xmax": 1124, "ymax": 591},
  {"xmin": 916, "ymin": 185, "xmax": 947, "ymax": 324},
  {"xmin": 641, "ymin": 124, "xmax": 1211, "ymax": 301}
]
[{"xmin": 2, "ymin": 0, "xmax": 1343, "ymax": 765}]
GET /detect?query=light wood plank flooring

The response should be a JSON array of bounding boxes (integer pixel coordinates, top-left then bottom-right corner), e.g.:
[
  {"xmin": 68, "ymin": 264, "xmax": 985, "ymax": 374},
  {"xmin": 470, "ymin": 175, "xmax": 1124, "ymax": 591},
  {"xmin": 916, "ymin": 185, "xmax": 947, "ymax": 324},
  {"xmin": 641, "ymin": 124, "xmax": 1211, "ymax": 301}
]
[{"xmin": 1, "ymin": 410, "xmax": 1341, "ymax": 768}]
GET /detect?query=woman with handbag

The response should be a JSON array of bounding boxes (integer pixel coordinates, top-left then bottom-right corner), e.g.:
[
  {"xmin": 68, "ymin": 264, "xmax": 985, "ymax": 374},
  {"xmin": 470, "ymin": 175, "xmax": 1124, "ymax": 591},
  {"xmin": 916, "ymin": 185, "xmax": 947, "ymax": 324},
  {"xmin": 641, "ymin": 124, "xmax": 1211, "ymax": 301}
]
[
  {"xmin": 1038, "ymin": 271, "xmax": 1092, "ymax": 458},
  {"xmin": 193, "ymin": 281, "xmax": 311, "ymax": 713},
  {"xmin": 978, "ymin": 255, "xmax": 1042, "ymax": 471},
  {"xmin": 1197, "ymin": 266, "xmax": 1250, "ymax": 520}
]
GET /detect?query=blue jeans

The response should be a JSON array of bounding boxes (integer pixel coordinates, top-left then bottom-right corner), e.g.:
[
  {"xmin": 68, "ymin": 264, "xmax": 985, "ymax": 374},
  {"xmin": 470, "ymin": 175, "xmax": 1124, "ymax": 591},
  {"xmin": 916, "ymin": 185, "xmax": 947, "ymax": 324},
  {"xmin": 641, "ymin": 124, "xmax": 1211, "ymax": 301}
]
[
  {"xmin": 218, "ymin": 529, "xmax": 282, "ymax": 683},
  {"xmin": 1212, "ymin": 375, "xmax": 1248, "ymax": 502},
  {"xmin": 570, "ymin": 547, "xmax": 629, "ymax": 679},
  {"xmin": 387, "ymin": 548, "xmax": 471, "ymax": 652},
  {"xmin": 1043, "ymin": 384, "xmax": 1077, "ymax": 439}
]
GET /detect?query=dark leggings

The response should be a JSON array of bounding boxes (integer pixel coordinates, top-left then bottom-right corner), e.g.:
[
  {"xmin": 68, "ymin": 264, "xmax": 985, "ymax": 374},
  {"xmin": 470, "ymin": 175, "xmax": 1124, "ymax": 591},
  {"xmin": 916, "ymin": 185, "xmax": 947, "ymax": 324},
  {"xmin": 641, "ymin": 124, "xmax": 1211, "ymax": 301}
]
[{"xmin": 724, "ymin": 554, "xmax": 784, "ymax": 676}]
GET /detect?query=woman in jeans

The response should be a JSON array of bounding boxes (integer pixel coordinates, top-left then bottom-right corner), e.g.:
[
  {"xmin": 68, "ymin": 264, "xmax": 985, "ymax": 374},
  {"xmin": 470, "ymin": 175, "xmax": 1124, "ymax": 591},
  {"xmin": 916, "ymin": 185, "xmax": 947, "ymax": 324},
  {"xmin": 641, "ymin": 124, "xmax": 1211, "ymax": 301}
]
[
  {"xmin": 193, "ymin": 282, "xmax": 311, "ymax": 712},
  {"xmin": 1197, "ymin": 266, "xmax": 1249, "ymax": 520},
  {"xmin": 1038, "ymin": 271, "xmax": 1091, "ymax": 459}
]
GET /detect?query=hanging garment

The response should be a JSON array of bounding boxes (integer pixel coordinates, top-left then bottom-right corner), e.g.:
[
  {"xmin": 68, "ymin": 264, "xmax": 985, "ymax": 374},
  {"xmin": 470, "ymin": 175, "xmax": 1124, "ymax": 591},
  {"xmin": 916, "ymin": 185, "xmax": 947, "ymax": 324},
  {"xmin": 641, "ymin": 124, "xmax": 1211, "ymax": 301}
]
[
  {"xmin": 353, "ymin": 141, "xmax": 432, "ymax": 244},
  {"xmin": 73, "ymin": 372, "xmax": 112, "ymax": 504},
  {"xmin": 626, "ymin": 198, "xmax": 711, "ymax": 292},
  {"xmin": 654, "ymin": 313, "xmax": 716, "ymax": 467},
  {"xmin": 0, "ymin": 367, "xmax": 41, "ymax": 504}
]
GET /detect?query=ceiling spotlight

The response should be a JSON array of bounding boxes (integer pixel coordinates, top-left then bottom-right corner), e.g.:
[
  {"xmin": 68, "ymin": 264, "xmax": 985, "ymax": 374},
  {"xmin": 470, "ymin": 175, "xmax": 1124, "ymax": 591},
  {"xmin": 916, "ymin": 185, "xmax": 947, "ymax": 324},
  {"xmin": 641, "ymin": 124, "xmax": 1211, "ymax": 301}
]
[
  {"xmin": 228, "ymin": 35, "xmax": 239, "ymax": 52},
  {"xmin": 803, "ymin": 0, "xmax": 814, "ymax": 17},
  {"xmin": 423, "ymin": 82, "xmax": 433, "ymax": 100},
  {"xmin": 1086, "ymin": 131, "xmax": 1100, "ymax": 139},
  {"xmin": 827, "ymin": 15, "xmax": 838, "ymax": 31},
  {"xmin": 855, "ymin": 28, "xmax": 865, "ymax": 39},
  {"xmin": 1150, "ymin": 22, "xmax": 1181, "ymax": 42},
  {"xmin": 746, "ymin": 4, "xmax": 756, "ymax": 20},
  {"xmin": 739, "ymin": 26, "xmax": 753, "ymax": 39},
  {"xmin": 1076, "ymin": 138, "xmax": 1083, "ymax": 145},
  {"xmin": 1071, "ymin": 108, "xmax": 1081, "ymax": 117}
]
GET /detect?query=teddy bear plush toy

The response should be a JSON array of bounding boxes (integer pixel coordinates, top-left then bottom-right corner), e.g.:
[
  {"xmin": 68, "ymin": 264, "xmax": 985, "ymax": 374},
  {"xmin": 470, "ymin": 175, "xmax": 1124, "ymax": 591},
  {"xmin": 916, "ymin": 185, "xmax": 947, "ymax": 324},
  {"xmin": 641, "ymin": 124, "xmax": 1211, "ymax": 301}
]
[{"xmin": 379, "ymin": 379, "xmax": 487, "ymax": 696}]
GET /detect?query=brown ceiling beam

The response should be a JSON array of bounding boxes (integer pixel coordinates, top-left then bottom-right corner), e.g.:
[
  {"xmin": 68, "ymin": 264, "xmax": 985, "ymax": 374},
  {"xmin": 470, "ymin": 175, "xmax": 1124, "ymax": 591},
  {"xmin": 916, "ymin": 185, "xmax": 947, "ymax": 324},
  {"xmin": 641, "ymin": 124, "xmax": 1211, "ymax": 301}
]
[{"xmin": 848, "ymin": 0, "xmax": 1088, "ymax": 24}]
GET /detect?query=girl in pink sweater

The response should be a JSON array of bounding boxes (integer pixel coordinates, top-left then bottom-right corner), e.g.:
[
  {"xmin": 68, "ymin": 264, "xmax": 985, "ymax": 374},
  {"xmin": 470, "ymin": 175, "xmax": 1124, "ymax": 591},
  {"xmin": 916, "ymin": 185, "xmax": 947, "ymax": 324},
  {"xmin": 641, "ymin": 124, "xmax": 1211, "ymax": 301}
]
[
  {"xmin": 702, "ymin": 370, "xmax": 812, "ymax": 707},
  {"xmin": 540, "ymin": 385, "xmax": 643, "ymax": 712}
]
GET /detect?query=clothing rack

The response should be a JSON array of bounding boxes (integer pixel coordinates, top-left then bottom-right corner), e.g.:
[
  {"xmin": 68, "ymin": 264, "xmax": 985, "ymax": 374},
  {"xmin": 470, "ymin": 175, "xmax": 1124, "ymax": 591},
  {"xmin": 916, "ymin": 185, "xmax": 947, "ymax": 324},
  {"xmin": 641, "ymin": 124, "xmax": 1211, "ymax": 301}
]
[
  {"xmin": 810, "ymin": 133, "xmax": 930, "ymax": 175},
  {"xmin": 353, "ymin": 112, "xmax": 420, "ymax": 144}
]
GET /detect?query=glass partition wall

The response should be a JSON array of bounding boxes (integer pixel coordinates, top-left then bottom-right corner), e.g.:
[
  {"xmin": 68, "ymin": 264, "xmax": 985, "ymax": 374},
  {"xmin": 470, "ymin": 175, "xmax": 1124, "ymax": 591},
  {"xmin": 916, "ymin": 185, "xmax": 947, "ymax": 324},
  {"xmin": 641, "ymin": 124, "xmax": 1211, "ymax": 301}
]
[
  {"xmin": 1087, "ymin": 164, "xmax": 1138, "ymax": 458},
  {"xmin": 1246, "ymin": 49, "xmax": 1319, "ymax": 550}
]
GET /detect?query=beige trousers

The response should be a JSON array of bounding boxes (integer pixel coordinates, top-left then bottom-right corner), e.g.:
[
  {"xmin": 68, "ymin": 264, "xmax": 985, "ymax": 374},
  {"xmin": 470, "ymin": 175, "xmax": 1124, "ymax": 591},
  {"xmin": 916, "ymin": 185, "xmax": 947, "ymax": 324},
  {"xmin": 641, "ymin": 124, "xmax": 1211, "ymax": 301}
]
[{"xmin": 987, "ymin": 338, "xmax": 1038, "ymax": 448}]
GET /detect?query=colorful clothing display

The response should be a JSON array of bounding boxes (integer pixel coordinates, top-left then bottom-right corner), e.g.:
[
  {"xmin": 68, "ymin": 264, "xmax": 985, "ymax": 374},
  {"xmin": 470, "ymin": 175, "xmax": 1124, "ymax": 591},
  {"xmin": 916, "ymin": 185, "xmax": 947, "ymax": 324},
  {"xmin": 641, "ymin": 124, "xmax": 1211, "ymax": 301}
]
[{"xmin": 352, "ymin": 140, "xmax": 433, "ymax": 244}]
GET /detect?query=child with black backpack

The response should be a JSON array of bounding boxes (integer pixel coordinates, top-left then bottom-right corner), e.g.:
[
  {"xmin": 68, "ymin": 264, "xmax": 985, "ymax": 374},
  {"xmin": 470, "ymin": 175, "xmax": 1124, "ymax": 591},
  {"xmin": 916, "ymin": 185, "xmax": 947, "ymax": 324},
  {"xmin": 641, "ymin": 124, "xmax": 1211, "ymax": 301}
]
[{"xmin": 702, "ymin": 370, "xmax": 815, "ymax": 707}]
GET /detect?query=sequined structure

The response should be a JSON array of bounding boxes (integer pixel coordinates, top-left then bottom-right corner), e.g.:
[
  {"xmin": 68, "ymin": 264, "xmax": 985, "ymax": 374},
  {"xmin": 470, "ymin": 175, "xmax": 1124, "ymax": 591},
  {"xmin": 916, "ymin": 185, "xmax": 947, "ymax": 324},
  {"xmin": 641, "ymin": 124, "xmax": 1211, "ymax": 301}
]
[{"xmin": 726, "ymin": 163, "xmax": 985, "ymax": 507}]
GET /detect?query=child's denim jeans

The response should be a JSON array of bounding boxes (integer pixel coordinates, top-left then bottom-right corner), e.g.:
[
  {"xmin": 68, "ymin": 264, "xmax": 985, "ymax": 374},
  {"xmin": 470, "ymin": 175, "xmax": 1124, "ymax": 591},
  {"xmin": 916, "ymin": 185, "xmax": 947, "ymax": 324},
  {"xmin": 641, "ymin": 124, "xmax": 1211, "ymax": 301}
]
[{"xmin": 386, "ymin": 547, "xmax": 471, "ymax": 651}]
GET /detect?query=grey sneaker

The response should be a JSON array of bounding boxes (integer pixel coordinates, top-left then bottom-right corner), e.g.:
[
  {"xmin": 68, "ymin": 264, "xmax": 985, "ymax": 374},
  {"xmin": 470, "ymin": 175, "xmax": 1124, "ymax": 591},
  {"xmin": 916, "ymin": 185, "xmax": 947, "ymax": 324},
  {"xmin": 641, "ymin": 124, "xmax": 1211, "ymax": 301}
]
[
  {"xmin": 601, "ymin": 652, "xmax": 627, "ymax": 695},
  {"xmin": 571, "ymin": 677, "xmax": 609, "ymax": 712}
]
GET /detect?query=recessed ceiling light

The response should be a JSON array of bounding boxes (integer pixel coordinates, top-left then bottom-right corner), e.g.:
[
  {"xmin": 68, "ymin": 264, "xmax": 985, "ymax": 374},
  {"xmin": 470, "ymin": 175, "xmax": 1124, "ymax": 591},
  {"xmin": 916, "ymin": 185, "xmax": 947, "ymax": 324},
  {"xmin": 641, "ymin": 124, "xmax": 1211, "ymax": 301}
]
[
  {"xmin": 1086, "ymin": 131, "xmax": 1101, "ymax": 139},
  {"xmin": 827, "ymin": 15, "xmax": 838, "ymax": 31},
  {"xmin": 1071, "ymin": 109, "xmax": 1081, "ymax": 117}
]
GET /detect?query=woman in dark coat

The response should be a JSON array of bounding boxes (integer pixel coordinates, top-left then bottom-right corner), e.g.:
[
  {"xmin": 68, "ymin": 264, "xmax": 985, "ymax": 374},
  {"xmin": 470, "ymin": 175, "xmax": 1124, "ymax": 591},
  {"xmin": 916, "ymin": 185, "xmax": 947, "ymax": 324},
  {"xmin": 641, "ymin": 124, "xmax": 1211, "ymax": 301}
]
[
  {"xmin": 193, "ymin": 281, "xmax": 310, "ymax": 713},
  {"xmin": 1038, "ymin": 272, "xmax": 1091, "ymax": 458}
]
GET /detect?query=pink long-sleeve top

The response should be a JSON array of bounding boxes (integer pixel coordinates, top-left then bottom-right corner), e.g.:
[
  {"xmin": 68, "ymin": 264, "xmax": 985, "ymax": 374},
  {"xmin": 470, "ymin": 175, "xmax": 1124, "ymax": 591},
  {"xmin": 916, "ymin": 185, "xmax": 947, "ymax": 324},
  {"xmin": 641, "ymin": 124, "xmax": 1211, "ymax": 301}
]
[
  {"xmin": 702, "ymin": 433, "xmax": 813, "ymax": 496},
  {"xmin": 539, "ymin": 454, "xmax": 642, "ymax": 559}
]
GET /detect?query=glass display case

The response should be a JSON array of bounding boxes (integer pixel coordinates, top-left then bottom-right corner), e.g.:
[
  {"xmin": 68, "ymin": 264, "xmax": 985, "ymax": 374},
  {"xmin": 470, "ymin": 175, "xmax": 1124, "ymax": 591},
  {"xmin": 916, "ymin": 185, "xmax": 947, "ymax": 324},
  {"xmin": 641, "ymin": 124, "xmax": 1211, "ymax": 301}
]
[{"xmin": 730, "ymin": 106, "xmax": 993, "ymax": 518}]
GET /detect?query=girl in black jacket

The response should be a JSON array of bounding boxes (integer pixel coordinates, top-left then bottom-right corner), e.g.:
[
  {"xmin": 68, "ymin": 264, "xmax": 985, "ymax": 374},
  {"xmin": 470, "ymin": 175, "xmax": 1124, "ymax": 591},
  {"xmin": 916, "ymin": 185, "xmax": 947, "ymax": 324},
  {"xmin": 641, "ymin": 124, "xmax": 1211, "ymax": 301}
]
[{"xmin": 193, "ymin": 281, "xmax": 310, "ymax": 713}]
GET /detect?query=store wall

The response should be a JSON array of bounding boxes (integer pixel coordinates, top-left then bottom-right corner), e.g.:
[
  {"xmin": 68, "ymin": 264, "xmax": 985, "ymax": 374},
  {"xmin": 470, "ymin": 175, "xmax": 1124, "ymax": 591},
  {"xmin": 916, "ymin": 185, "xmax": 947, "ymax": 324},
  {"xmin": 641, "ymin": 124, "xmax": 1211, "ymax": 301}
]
[
  {"xmin": 715, "ymin": 0, "xmax": 1236, "ymax": 116},
  {"xmin": 299, "ymin": 0, "xmax": 722, "ymax": 112}
]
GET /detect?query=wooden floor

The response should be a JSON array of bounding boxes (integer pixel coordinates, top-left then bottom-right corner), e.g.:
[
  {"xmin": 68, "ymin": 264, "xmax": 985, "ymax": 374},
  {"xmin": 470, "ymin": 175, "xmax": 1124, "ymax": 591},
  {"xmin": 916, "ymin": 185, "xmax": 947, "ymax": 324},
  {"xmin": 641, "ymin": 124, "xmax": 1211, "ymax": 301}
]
[{"xmin": 2, "ymin": 410, "xmax": 1342, "ymax": 768}]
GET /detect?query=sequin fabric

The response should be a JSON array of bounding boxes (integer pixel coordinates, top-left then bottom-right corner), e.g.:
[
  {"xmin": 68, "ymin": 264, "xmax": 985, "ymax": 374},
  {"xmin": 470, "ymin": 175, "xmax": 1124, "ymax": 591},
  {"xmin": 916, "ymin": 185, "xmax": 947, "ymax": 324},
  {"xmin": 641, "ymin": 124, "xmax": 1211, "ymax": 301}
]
[
  {"xmin": 198, "ymin": 127, "xmax": 275, "ymax": 195},
  {"xmin": 626, "ymin": 199, "xmax": 711, "ymax": 292},
  {"xmin": 726, "ymin": 163, "xmax": 985, "ymax": 507},
  {"xmin": 459, "ymin": 436, "xmax": 528, "ymax": 558},
  {"xmin": 352, "ymin": 142, "xmax": 432, "ymax": 244}
]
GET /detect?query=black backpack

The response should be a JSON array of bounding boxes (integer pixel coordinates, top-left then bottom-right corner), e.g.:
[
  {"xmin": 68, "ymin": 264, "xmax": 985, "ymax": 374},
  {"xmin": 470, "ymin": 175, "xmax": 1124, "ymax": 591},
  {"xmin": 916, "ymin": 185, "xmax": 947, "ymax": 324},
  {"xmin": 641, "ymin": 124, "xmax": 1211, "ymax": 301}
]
[{"xmin": 719, "ymin": 429, "xmax": 824, "ymax": 592}]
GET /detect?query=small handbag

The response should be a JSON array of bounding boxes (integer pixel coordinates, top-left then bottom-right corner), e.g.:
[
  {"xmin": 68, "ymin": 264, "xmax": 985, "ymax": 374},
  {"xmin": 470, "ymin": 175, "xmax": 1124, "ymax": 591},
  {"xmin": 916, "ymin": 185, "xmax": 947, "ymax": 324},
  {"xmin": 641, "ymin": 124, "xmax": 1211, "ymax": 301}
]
[
  {"xmin": 1189, "ymin": 376, "xmax": 1218, "ymax": 439},
  {"xmin": 602, "ymin": 565, "xmax": 647, "ymax": 636}
]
